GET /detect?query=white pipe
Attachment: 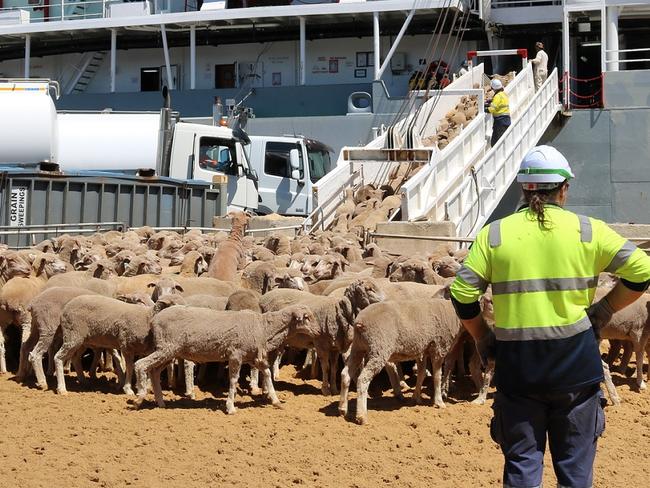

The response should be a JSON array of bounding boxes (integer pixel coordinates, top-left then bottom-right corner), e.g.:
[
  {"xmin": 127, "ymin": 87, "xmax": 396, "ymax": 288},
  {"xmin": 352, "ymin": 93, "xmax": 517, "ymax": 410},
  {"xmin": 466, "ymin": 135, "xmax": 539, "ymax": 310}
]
[
  {"xmin": 607, "ymin": 6, "xmax": 620, "ymax": 72},
  {"xmin": 299, "ymin": 17, "xmax": 306, "ymax": 86},
  {"xmin": 110, "ymin": 29, "xmax": 116, "ymax": 93},
  {"xmin": 377, "ymin": 9, "xmax": 414, "ymax": 79},
  {"xmin": 373, "ymin": 11, "xmax": 380, "ymax": 80},
  {"xmin": 161, "ymin": 24, "xmax": 174, "ymax": 90},
  {"xmin": 601, "ymin": 6, "xmax": 607, "ymax": 73},
  {"xmin": 24, "ymin": 35, "xmax": 30, "ymax": 78},
  {"xmin": 190, "ymin": 25, "xmax": 196, "ymax": 90},
  {"xmin": 562, "ymin": 8, "xmax": 570, "ymax": 107}
]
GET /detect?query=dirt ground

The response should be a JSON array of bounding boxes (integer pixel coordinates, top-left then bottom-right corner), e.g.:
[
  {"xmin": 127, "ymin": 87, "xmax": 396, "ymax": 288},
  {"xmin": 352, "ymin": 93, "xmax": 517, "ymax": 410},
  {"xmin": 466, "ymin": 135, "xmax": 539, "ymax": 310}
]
[{"xmin": 1, "ymin": 363, "xmax": 649, "ymax": 488}]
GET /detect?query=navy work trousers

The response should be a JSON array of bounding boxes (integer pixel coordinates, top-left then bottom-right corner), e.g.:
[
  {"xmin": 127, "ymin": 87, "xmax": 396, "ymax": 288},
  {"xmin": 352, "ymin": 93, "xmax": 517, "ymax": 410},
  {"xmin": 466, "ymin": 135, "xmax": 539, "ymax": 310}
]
[
  {"xmin": 491, "ymin": 115, "xmax": 511, "ymax": 146},
  {"xmin": 490, "ymin": 384, "xmax": 605, "ymax": 488}
]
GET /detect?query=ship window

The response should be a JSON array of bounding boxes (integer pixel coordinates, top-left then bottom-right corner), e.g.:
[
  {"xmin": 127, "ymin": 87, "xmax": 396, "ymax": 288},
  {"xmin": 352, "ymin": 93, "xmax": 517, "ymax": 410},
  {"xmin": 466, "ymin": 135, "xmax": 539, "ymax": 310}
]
[
  {"xmin": 141, "ymin": 67, "xmax": 161, "ymax": 92},
  {"xmin": 264, "ymin": 142, "xmax": 303, "ymax": 179},
  {"xmin": 198, "ymin": 137, "xmax": 238, "ymax": 176},
  {"xmin": 215, "ymin": 63, "xmax": 236, "ymax": 89}
]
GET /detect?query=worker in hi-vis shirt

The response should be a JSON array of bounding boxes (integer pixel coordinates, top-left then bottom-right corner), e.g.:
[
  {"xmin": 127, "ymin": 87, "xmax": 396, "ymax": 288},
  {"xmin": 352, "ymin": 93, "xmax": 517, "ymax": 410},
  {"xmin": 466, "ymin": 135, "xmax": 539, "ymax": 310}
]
[{"xmin": 450, "ymin": 145, "xmax": 650, "ymax": 488}]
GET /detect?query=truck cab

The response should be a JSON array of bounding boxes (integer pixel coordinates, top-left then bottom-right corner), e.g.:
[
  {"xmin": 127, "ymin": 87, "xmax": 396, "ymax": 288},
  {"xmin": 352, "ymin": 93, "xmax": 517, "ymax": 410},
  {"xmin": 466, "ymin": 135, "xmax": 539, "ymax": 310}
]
[
  {"xmin": 246, "ymin": 135, "xmax": 334, "ymax": 216},
  {"xmin": 168, "ymin": 122, "xmax": 259, "ymax": 212}
]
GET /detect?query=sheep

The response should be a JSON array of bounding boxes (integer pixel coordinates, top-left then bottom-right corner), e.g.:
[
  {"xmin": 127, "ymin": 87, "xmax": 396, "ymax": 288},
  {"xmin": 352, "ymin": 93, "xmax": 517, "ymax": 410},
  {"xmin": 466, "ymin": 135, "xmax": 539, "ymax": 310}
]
[
  {"xmin": 121, "ymin": 255, "xmax": 163, "ymax": 277},
  {"xmin": 275, "ymin": 268, "xmax": 309, "ymax": 292},
  {"xmin": 260, "ymin": 288, "xmax": 355, "ymax": 395},
  {"xmin": 132, "ymin": 304, "xmax": 315, "ymax": 414},
  {"xmin": 241, "ymin": 261, "xmax": 277, "ymax": 295},
  {"xmin": 264, "ymin": 234, "xmax": 292, "ymax": 256},
  {"xmin": 388, "ymin": 258, "xmax": 446, "ymax": 285},
  {"xmin": 1, "ymin": 254, "xmax": 69, "ymax": 379},
  {"xmin": 339, "ymin": 299, "xmax": 463, "ymax": 425},
  {"xmin": 596, "ymin": 289, "xmax": 650, "ymax": 391},
  {"xmin": 206, "ymin": 211, "xmax": 250, "ymax": 281},
  {"xmin": 226, "ymin": 289, "xmax": 262, "ymax": 313},
  {"xmin": 53, "ymin": 293, "xmax": 185, "ymax": 395},
  {"xmin": 24, "ymin": 286, "xmax": 101, "ymax": 388}
]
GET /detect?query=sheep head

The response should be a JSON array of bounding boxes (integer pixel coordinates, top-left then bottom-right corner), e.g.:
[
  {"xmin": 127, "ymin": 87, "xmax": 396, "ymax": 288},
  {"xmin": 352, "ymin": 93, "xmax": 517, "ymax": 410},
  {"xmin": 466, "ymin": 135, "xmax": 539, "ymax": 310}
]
[
  {"xmin": 148, "ymin": 277, "xmax": 184, "ymax": 302},
  {"xmin": 344, "ymin": 279, "xmax": 386, "ymax": 314},
  {"xmin": 0, "ymin": 252, "xmax": 32, "ymax": 280},
  {"xmin": 310, "ymin": 253, "xmax": 349, "ymax": 282},
  {"xmin": 389, "ymin": 258, "xmax": 441, "ymax": 285},
  {"xmin": 431, "ymin": 255, "xmax": 461, "ymax": 278},
  {"xmin": 275, "ymin": 270, "xmax": 307, "ymax": 291},
  {"xmin": 34, "ymin": 254, "xmax": 68, "ymax": 278},
  {"xmin": 88, "ymin": 260, "xmax": 117, "ymax": 279},
  {"xmin": 181, "ymin": 250, "xmax": 208, "ymax": 276}
]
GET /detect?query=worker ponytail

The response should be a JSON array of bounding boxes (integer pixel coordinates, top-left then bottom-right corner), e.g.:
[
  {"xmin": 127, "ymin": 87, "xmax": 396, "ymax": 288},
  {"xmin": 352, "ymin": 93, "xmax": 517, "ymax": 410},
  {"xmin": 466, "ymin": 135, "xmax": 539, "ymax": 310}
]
[{"xmin": 522, "ymin": 182, "xmax": 566, "ymax": 230}]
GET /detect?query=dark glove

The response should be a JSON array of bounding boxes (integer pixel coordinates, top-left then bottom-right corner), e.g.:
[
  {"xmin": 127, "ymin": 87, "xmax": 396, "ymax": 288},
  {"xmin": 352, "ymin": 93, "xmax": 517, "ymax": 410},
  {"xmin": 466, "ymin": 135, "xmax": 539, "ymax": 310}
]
[
  {"xmin": 475, "ymin": 329, "xmax": 496, "ymax": 367},
  {"xmin": 586, "ymin": 297, "xmax": 614, "ymax": 339}
]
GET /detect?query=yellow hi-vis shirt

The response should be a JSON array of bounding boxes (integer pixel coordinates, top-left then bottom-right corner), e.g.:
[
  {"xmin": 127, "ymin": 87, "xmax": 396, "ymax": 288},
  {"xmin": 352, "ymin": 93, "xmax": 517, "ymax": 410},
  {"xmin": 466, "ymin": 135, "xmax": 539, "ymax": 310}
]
[
  {"xmin": 488, "ymin": 91, "xmax": 510, "ymax": 117},
  {"xmin": 451, "ymin": 204, "xmax": 650, "ymax": 393},
  {"xmin": 452, "ymin": 205, "xmax": 650, "ymax": 337}
]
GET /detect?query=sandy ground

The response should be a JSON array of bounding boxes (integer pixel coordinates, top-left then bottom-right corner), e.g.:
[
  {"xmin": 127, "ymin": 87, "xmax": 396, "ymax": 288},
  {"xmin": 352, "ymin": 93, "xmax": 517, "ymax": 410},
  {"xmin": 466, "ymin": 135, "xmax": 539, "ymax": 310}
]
[{"xmin": 1, "ymin": 362, "xmax": 649, "ymax": 488}]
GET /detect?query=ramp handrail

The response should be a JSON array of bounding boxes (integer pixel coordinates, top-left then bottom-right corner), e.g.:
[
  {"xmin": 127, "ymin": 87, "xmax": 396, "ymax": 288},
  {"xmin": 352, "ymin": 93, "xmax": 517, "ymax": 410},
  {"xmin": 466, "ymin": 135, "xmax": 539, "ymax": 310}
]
[
  {"xmin": 400, "ymin": 64, "xmax": 534, "ymax": 222},
  {"xmin": 445, "ymin": 68, "xmax": 561, "ymax": 237}
]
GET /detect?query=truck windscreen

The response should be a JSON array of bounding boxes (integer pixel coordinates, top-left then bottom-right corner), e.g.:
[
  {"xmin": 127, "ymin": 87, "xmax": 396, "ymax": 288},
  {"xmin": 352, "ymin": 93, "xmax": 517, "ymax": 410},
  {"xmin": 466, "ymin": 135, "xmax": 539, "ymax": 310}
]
[{"xmin": 307, "ymin": 149, "xmax": 332, "ymax": 183}]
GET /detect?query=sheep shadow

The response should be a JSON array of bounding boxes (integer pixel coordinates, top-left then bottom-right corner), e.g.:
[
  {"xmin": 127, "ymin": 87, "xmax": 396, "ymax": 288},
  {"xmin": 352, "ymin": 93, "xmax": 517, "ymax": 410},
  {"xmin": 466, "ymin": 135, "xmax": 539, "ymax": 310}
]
[{"xmin": 129, "ymin": 391, "xmax": 277, "ymax": 414}]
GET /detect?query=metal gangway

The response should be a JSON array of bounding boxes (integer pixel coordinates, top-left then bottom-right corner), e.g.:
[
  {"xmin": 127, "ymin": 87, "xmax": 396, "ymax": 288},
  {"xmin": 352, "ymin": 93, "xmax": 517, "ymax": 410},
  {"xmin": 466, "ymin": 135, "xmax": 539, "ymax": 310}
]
[{"xmin": 306, "ymin": 49, "xmax": 561, "ymax": 238}]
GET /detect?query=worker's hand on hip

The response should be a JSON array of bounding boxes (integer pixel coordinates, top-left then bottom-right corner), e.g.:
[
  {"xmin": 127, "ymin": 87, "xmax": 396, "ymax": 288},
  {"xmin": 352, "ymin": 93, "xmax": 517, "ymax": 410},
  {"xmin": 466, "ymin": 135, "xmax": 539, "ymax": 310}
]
[
  {"xmin": 586, "ymin": 297, "xmax": 615, "ymax": 339},
  {"xmin": 475, "ymin": 328, "xmax": 496, "ymax": 367}
]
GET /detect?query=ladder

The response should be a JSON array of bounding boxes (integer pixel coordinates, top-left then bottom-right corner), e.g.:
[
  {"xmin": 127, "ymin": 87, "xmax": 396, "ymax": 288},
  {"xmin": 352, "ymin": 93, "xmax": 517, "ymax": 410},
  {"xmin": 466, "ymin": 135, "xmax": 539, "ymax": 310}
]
[{"xmin": 66, "ymin": 52, "xmax": 106, "ymax": 95}]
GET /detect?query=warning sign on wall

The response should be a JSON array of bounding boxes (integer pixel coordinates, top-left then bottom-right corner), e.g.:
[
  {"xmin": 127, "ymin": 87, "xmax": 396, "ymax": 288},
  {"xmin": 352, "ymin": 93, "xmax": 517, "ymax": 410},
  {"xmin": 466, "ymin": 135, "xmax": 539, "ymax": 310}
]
[{"xmin": 9, "ymin": 186, "xmax": 28, "ymax": 227}]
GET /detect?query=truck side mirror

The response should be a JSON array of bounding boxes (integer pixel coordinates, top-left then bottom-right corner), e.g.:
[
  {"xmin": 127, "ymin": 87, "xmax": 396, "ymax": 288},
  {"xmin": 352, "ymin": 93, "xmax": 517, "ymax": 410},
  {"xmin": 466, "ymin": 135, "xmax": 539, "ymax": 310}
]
[
  {"xmin": 289, "ymin": 148, "xmax": 301, "ymax": 170},
  {"xmin": 291, "ymin": 169, "xmax": 304, "ymax": 184}
]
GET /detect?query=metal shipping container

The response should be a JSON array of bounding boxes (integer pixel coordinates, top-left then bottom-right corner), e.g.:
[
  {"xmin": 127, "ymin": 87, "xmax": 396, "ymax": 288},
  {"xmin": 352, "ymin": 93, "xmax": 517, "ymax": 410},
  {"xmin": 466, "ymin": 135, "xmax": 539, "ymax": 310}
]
[{"xmin": 0, "ymin": 168, "xmax": 227, "ymax": 247}]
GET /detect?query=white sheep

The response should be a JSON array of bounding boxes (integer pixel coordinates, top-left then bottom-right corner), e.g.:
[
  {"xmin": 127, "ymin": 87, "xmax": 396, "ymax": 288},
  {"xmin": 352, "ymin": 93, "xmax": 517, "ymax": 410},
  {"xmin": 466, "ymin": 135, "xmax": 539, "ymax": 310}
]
[
  {"xmin": 54, "ymin": 293, "xmax": 185, "ymax": 395},
  {"xmin": 339, "ymin": 299, "xmax": 463, "ymax": 425},
  {"xmin": 133, "ymin": 304, "xmax": 315, "ymax": 414}
]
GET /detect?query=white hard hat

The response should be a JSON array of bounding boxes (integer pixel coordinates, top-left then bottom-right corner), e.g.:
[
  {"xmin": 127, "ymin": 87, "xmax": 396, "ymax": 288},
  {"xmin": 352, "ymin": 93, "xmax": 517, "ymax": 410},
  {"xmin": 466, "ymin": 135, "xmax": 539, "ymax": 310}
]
[
  {"xmin": 517, "ymin": 145, "xmax": 574, "ymax": 189},
  {"xmin": 490, "ymin": 78, "xmax": 503, "ymax": 90}
]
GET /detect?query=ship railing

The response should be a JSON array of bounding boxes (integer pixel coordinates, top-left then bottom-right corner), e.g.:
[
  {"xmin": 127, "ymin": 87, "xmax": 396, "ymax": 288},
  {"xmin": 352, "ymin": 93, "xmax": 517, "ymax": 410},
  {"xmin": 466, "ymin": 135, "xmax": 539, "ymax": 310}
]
[
  {"xmin": 445, "ymin": 68, "xmax": 560, "ymax": 238},
  {"xmin": 606, "ymin": 47, "xmax": 650, "ymax": 71},
  {"xmin": 399, "ymin": 63, "xmax": 533, "ymax": 223},
  {"xmin": 0, "ymin": 0, "xmax": 115, "ymax": 23},
  {"xmin": 491, "ymin": 0, "xmax": 561, "ymax": 7}
]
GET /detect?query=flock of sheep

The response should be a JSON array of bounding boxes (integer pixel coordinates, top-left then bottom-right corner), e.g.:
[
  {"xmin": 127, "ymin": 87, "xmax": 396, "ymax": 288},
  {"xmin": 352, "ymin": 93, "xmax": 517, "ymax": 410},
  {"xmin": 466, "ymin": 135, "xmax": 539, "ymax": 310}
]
[{"xmin": 0, "ymin": 206, "xmax": 648, "ymax": 424}]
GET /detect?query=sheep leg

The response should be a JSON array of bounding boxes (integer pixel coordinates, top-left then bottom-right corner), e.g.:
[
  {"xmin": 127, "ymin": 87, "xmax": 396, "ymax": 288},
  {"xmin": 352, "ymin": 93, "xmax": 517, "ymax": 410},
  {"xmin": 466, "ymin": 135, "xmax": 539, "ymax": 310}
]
[
  {"xmin": 455, "ymin": 345, "xmax": 467, "ymax": 377},
  {"xmin": 89, "ymin": 349, "xmax": 101, "ymax": 379},
  {"xmin": 54, "ymin": 342, "xmax": 82, "ymax": 395},
  {"xmin": 0, "ymin": 328, "xmax": 6, "ymax": 374},
  {"xmin": 413, "ymin": 359, "xmax": 426, "ymax": 404},
  {"xmin": 272, "ymin": 350, "xmax": 283, "ymax": 381},
  {"xmin": 471, "ymin": 358, "xmax": 495, "ymax": 405},
  {"xmin": 226, "ymin": 359, "xmax": 242, "ymax": 415},
  {"xmin": 183, "ymin": 360, "xmax": 195, "ymax": 399},
  {"xmin": 619, "ymin": 342, "xmax": 634, "ymax": 375},
  {"xmin": 103, "ymin": 350, "xmax": 115, "ymax": 373},
  {"xmin": 634, "ymin": 342, "xmax": 647, "ymax": 391},
  {"xmin": 167, "ymin": 361, "xmax": 177, "ymax": 389},
  {"xmin": 29, "ymin": 332, "xmax": 56, "ymax": 389},
  {"xmin": 316, "ymin": 346, "xmax": 333, "ymax": 396},
  {"xmin": 15, "ymin": 314, "xmax": 33, "ymax": 380},
  {"xmin": 384, "ymin": 362, "xmax": 405, "ymax": 401},
  {"xmin": 17, "ymin": 324, "xmax": 38, "ymax": 381},
  {"xmin": 607, "ymin": 339, "xmax": 623, "ymax": 366},
  {"xmin": 430, "ymin": 356, "xmax": 446, "ymax": 408},
  {"xmin": 71, "ymin": 350, "xmax": 87, "ymax": 386},
  {"xmin": 259, "ymin": 365, "xmax": 282, "ymax": 408},
  {"xmin": 248, "ymin": 366, "xmax": 262, "ymax": 395},
  {"xmin": 338, "ymin": 348, "xmax": 364, "ymax": 417},
  {"xmin": 355, "ymin": 356, "xmax": 386, "ymax": 425},
  {"xmin": 122, "ymin": 352, "xmax": 136, "ymax": 395},
  {"xmin": 134, "ymin": 351, "xmax": 171, "ymax": 407},
  {"xmin": 601, "ymin": 359, "xmax": 621, "ymax": 406},
  {"xmin": 310, "ymin": 349, "xmax": 319, "ymax": 380},
  {"xmin": 329, "ymin": 350, "xmax": 340, "ymax": 396},
  {"xmin": 395, "ymin": 362, "xmax": 408, "ymax": 390}
]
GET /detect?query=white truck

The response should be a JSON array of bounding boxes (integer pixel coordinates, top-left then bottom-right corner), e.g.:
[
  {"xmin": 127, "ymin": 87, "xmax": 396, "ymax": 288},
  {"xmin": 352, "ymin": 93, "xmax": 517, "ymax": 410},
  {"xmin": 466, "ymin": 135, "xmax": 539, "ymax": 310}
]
[{"xmin": 0, "ymin": 79, "xmax": 333, "ymax": 217}]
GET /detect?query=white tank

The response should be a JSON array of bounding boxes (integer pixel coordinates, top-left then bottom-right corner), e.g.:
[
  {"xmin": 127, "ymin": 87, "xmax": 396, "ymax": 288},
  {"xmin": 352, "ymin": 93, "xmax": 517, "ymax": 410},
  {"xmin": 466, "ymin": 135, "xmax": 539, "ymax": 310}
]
[
  {"xmin": 57, "ymin": 112, "xmax": 161, "ymax": 171},
  {"xmin": 0, "ymin": 81, "xmax": 58, "ymax": 164}
]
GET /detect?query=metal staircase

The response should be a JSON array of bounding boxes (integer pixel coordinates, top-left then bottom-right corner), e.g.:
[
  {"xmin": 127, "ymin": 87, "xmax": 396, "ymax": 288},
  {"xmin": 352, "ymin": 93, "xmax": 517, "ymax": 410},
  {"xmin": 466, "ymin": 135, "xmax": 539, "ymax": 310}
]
[{"xmin": 66, "ymin": 52, "xmax": 106, "ymax": 95}]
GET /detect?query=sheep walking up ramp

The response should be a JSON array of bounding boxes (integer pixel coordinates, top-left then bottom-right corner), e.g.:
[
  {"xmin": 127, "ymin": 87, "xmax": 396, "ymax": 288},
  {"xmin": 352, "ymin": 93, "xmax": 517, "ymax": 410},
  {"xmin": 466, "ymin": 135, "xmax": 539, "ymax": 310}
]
[
  {"xmin": 307, "ymin": 63, "xmax": 487, "ymax": 231},
  {"xmin": 443, "ymin": 68, "xmax": 561, "ymax": 237}
]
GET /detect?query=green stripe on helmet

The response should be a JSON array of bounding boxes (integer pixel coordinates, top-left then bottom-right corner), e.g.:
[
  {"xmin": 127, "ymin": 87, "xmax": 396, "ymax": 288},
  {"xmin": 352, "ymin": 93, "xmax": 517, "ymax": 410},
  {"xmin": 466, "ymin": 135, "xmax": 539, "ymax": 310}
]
[{"xmin": 517, "ymin": 168, "xmax": 574, "ymax": 179}]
